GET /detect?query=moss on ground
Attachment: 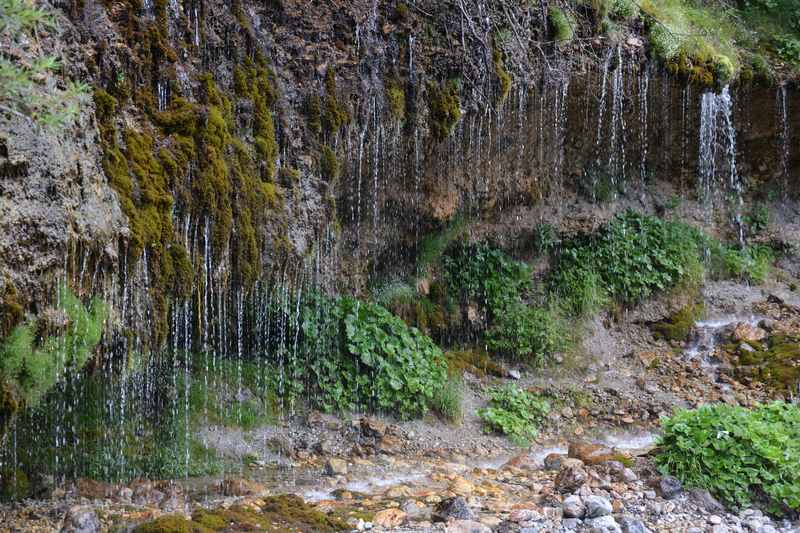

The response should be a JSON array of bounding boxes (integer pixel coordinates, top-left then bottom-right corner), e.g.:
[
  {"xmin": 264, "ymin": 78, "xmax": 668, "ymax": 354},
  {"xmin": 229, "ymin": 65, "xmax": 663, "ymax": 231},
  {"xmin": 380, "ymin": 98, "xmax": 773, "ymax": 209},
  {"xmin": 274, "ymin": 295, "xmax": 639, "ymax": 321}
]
[
  {"xmin": 134, "ymin": 495, "xmax": 348, "ymax": 532},
  {"xmin": 446, "ymin": 349, "xmax": 508, "ymax": 378},
  {"xmin": 735, "ymin": 334, "xmax": 800, "ymax": 392},
  {"xmin": 651, "ymin": 301, "xmax": 704, "ymax": 342}
]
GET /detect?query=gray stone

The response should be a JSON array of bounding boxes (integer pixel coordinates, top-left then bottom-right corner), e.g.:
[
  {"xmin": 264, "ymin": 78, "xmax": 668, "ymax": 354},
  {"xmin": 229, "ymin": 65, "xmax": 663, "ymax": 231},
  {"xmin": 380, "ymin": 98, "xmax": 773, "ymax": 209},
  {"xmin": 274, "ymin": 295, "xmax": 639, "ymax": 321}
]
[
  {"xmin": 711, "ymin": 525, "xmax": 731, "ymax": 533},
  {"xmin": 709, "ymin": 516, "xmax": 723, "ymax": 525},
  {"xmin": 659, "ymin": 475, "xmax": 683, "ymax": 500},
  {"xmin": 756, "ymin": 526, "xmax": 777, "ymax": 533},
  {"xmin": 689, "ymin": 488, "xmax": 725, "ymax": 513},
  {"xmin": 584, "ymin": 495, "xmax": 613, "ymax": 518},
  {"xmin": 562, "ymin": 518, "xmax": 582, "ymax": 530},
  {"xmin": 544, "ymin": 453, "xmax": 565, "ymax": 471},
  {"xmin": 432, "ymin": 496, "xmax": 473, "ymax": 522},
  {"xmin": 619, "ymin": 516, "xmax": 651, "ymax": 533},
  {"xmin": 586, "ymin": 514, "xmax": 622, "ymax": 532},
  {"xmin": 59, "ymin": 506, "xmax": 100, "ymax": 533},
  {"xmin": 508, "ymin": 369, "xmax": 521, "ymax": 379},
  {"xmin": 562, "ymin": 495, "xmax": 585, "ymax": 518}
]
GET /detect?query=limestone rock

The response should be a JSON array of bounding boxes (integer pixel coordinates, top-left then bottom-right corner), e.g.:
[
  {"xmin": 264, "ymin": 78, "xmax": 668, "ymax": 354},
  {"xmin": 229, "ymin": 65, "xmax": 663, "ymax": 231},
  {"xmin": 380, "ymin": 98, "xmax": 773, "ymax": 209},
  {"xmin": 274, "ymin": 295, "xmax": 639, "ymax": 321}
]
[
  {"xmin": 373, "ymin": 508, "xmax": 407, "ymax": 528},
  {"xmin": 584, "ymin": 495, "xmax": 612, "ymax": 518}
]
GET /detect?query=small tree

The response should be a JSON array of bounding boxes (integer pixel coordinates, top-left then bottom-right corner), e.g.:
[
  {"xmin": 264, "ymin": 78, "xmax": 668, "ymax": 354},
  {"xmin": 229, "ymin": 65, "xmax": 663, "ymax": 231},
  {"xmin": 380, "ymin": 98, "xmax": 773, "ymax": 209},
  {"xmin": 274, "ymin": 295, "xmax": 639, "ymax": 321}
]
[{"xmin": 0, "ymin": 0, "xmax": 88, "ymax": 127}]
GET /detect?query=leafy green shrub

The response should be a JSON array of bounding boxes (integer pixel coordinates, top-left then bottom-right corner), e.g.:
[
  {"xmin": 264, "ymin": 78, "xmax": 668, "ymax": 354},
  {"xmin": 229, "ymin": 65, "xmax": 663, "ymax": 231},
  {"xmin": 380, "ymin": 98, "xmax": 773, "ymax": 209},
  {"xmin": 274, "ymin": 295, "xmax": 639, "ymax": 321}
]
[
  {"xmin": 478, "ymin": 385, "xmax": 550, "ymax": 444},
  {"xmin": 744, "ymin": 204, "xmax": 770, "ymax": 235},
  {"xmin": 431, "ymin": 374, "xmax": 464, "ymax": 424},
  {"xmin": 657, "ymin": 402, "xmax": 800, "ymax": 513},
  {"xmin": 707, "ymin": 243, "xmax": 774, "ymax": 284},
  {"xmin": 486, "ymin": 303, "xmax": 566, "ymax": 365},
  {"xmin": 549, "ymin": 211, "xmax": 702, "ymax": 311},
  {"xmin": 444, "ymin": 243, "xmax": 532, "ymax": 315},
  {"xmin": 416, "ymin": 215, "xmax": 467, "ymax": 275},
  {"xmin": 532, "ymin": 223, "xmax": 559, "ymax": 255},
  {"xmin": 300, "ymin": 295, "xmax": 447, "ymax": 419}
]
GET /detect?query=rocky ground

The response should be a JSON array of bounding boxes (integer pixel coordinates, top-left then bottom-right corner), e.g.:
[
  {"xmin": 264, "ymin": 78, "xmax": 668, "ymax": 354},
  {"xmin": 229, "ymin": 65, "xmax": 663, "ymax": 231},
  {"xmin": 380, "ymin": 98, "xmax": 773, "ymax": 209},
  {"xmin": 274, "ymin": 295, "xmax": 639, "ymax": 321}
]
[{"xmin": 2, "ymin": 278, "xmax": 800, "ymax": 532}]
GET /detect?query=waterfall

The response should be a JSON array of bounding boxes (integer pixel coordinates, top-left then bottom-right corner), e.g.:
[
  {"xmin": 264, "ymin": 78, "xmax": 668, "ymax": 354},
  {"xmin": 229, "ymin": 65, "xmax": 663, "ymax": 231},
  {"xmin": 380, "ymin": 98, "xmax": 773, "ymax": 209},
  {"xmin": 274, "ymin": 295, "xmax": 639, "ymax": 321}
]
[
  {"xmin": 778, "ymin": 83, "xmax": 790, "ymax": 200},
  {"xmin": 698, "ymin": 85, "xmax": 743, "ymax": 243}
]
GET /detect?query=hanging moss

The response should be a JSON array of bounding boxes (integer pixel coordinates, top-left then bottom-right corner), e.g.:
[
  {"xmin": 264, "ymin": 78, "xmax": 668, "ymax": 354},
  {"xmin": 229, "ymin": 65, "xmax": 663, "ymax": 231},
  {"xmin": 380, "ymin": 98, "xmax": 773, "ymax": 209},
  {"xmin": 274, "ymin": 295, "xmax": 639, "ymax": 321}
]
[
  {"xmin": 426, "ymin": 81, "xmax": 461, "ymax": 142},
  {"xmin": 385, "ymin": 77, "xmax": 406, "ymax": 120},
  {"xmin": 320, "ymin": 144, "xmax": 340, "ymax": 183},
  {"xmin": 0, "ymin": 469, "xmax": 30, "ymax": 502},
  {"xmin": 651, "ymin": 301, "xmax": 704, "ymax": 342},
  {"xmin": 492, "ymin": 44, "xmax": 512, "ymax": 105},
  {"xmin": 306, "ymin": 94, "xmax": 322, "ymax": 134},
  {"xmin": 321, "ymin": 67, "xmax": 351, "ymax": 134},
  {"xmin": 0, "ymin": 282, "xmax": 24, "ymax": 338}
]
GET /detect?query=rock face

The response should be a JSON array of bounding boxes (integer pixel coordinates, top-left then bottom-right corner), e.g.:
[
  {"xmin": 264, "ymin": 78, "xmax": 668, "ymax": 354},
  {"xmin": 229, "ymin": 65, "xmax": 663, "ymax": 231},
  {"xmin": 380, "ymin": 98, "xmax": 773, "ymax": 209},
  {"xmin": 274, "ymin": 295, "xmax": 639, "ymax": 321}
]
[{"xmin": 555, "ymin": 464, "xmax": 588, "ymax": 493}]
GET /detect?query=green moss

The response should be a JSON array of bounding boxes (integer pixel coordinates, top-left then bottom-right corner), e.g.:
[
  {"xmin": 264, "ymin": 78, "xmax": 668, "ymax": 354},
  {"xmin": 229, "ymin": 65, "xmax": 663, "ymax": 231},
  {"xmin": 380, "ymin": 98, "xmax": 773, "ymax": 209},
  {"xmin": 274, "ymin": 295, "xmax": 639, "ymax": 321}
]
[
  {"xmin": 306, "ymin": 94, "xmax": 322, "ymax": 134},
  {"xmin": 321, "ymin": 67, "xmax": 351, "ymax": 134},
  {"xmin": 133, "ymin": 515, "xmax": 193, "ymax": 533},
  {"xmin": 446, "ymin": 349, "xmax": 507, "ymax": 378},
  {"xmin": 385, "ymin": 77, "xmax": 406, "ymax": 120},
  {"xmin": 735, "ymin": 334, "xmax": 800, "ymax": 392},
  {"xmin": 0, "ymin": 469, "xmax": 30, "ymax": 502},
  {"xmin": 652, "ymin": 301, "xmax": 704, "ymax": 342},
  {"xmin": 549, "ymin": 7, "xmax": 575, "ymax": 42},
  {"xmin": 493, "ymin": 45, "xmax": 512, "ymax": 105},
  {"xmin": 320, "ymin": 144, "xmax": 339, "ymax": 183},
  {"xmin": 0, "ymin": 282, "xmax": 24, "ymax": 338},
  {"xmin": 426, "ymin": 81, "xmax": 461, "ymax": 142}
]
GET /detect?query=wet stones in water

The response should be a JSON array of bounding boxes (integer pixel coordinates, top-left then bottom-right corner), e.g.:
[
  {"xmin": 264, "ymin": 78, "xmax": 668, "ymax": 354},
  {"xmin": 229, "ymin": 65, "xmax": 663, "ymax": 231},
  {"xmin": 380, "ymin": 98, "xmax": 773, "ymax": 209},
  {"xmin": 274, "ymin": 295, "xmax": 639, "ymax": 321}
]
[
  {"xmin": 60, "ymin": 506, "xmax": 100, "ymax": 533},
  {"xmin": 432, "ymin": 496, "xmax": 473, "ymax": 522}
]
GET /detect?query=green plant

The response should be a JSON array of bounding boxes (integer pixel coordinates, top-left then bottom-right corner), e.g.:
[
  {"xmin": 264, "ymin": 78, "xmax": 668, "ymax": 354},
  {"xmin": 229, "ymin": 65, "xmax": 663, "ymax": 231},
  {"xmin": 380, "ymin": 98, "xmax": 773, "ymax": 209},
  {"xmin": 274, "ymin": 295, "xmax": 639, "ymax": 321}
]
[
  {"xmin": 416, "ymin": 215, "xmax": 467, "ymax": 275},
  {"xmin": 486, "ymin": 302, "xmax": 566, "ymax": 365},
  {"xmin": 478, "ymin": 384, "xmax": 550, "ymax": 444},
  {"xmin": 549, "ymin": 211, "xmax": 703, "ymax": 311},
  {"xmin": 532, "ymin": 223, "xmax": 558, "ymax": 255},
  {"xmin": 707, "ymin": 243, "xmax": 774, "ymax": 284},
  {"xmin": 443, "ymin": 243, "xmax": 532, "ymax": 316},
  {"xmin": 0, "ymin": 284, "xmax": 106, "ymax": 434},
  {"xmin": 745, "ymin": 204, "xmax": 770, "ymax": 235},
  {"xmin": 298, "ymin": 293, "xmax": 448, "ymax": 419},
  {"xmin": 431, "ymin": 374, "xmax": 464, "ymax": 424},
  {"xmin": 0, "ymin": 0, "xmax": 89, "ymax": 127},
  {"xmin": 426, "ymin": 80, "xmax": 461, "ymax": 141},
  {"xmin": 657, "ymin": 402, "xmax": 800, "ymax": 514}
]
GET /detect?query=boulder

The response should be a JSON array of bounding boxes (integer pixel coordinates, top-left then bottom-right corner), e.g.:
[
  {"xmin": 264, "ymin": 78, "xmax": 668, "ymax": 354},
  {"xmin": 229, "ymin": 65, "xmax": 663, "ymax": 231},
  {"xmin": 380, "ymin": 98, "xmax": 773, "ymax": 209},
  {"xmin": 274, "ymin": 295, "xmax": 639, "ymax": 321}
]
[
  {"xmin": 584, "ymin": 495, "xmax": 612, "ymax": 518},
  {"xmin": 433, "ymin": 497, "xmax": 473, "ymax": 522},
  {"xmin": 444, "ymin": 519, "xmax": 491, "ymax": 533},
  {"xmin": 60, "ymin": 506, "xmax": 100, "ymax": 533},
  {"xmin": 619, "ymin": 516, "xmax": 651, "ymax": 533},
  {"xmin": 324, "ymin": 458, "xmax": 348, "ymax": 476},
  {"xmin": 658, "ymin": 475, "xmax": 682, "ymax": 500},
  {"xmin": 543, "ymin": 453, "xmax": 565, "ymax": 471},
  {"xmin": 373, "ymin": 508, "xmax": 407, "ymax": 528},
  {"xmin": 554, "ymin": 464, "xmax": 588, "ymax": 493},
  {"xmin": 562, "ymin": 495, "xmax": 585, "ymax": 518},
  {"xmin": 586, "ymin": 514, "xmax": 622, "ymax": 532},
  {"xmin": 732, "ymin": 323, "xmax": 767, "ymax": 343},
  {"xmin": 360, "ymin": 417, "xmax": 388, "ymax": 438}
]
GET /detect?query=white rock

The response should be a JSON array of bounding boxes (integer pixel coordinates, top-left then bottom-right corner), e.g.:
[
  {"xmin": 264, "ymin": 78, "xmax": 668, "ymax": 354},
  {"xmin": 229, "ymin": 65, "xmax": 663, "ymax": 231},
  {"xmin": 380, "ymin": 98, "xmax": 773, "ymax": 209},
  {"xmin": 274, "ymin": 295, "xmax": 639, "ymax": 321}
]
[{"xmin": 585, "ymin": 495, "xmax": 613, "ymax": 518}]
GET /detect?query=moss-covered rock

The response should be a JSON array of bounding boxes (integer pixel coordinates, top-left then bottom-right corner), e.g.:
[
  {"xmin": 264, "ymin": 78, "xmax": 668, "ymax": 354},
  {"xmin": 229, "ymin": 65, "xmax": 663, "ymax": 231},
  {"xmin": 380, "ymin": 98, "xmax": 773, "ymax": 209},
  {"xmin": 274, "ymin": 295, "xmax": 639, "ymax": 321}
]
[
  {"xmin": 426, "ymin": 81, "xmax": 461, "ymax": 142},
  {"xmin": 651, "ymin": 302, "xmax": 704, "ymax": 342},
  {"xmin": 385, "ymin": 77, "xmax": 406, "ymax": 120},
  {"xmin": 133, "ymin": 515, "xmax": 194, "ymax": 533}
]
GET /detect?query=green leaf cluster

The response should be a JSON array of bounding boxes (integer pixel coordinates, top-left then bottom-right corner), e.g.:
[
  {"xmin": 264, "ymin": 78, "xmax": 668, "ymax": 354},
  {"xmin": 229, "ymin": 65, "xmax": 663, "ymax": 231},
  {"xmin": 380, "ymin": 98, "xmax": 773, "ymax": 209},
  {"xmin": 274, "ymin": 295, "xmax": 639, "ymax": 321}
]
[
  {"xmin": 549, "ymin": 210, "xmax": 704, "ymax": 312},
  {"xmin": 296, "ymin": 294, "xmax": 447, "ymax": 419},
  {"xmin": 478, "ymin": 384, "xmax": 550, "ymax": 444},
  {"xmin": 657, "ymin": 402, "xmax": 800, "ymax": 514}
]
